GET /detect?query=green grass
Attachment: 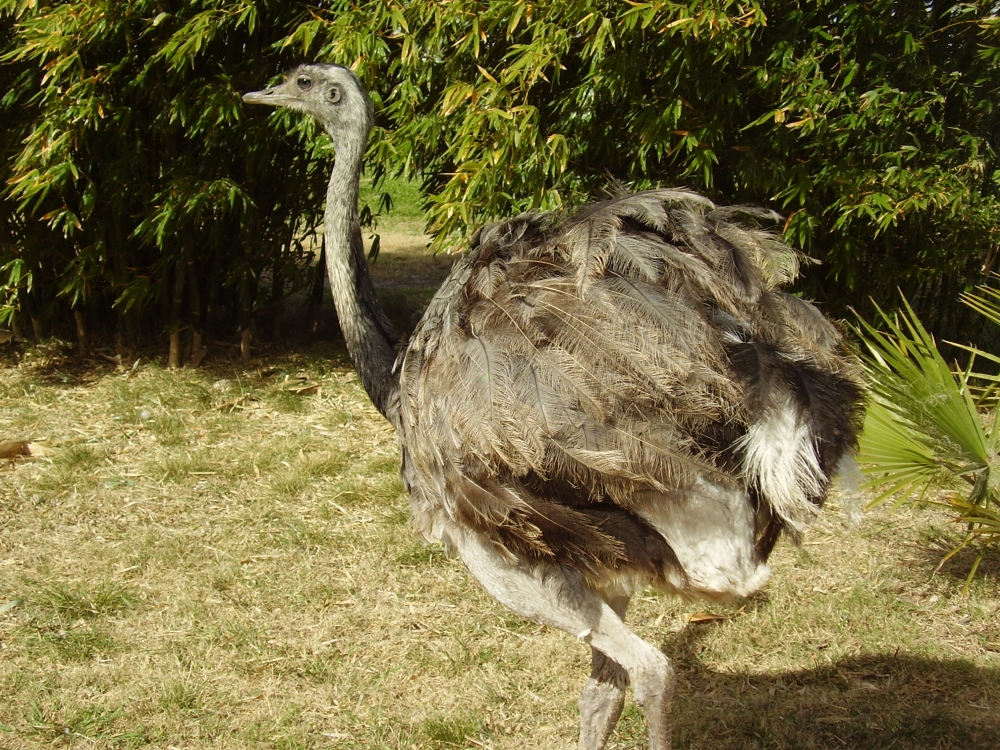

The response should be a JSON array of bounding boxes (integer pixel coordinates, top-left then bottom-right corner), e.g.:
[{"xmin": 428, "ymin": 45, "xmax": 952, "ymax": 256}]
[
  {"xmin": 31, "ymin": 580, "xmax": 136, "ymax": 620},
  {"xmin": 421, "ymin": 713, "xmax": 491, "ymax": 748},
  {"xmin": 361, "ymin": 174, "xmax": 426, "ymax": 229},
  {"xmin": 2, "ymin": 339, "xmax": 1000, "ymax": 749}
]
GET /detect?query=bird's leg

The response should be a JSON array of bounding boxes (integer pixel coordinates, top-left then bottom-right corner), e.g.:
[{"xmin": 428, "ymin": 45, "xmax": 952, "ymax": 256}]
[
  {"xmin": 579, "ymin": 645, "xmax": 628, "ymax": 750},
  {"xmin": 584, "ymin": 617, "xmax": 675, "ymax": 750},
  {"xmin": 578, "ymin": 594, "xmax": 629, "ymax": 750},
  {"xmin": 453, "ymin": 529, "xmax": 675, "ymax": 749}
]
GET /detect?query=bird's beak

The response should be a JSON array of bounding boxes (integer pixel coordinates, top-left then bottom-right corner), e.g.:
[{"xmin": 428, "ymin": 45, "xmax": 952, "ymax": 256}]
[{"xmin": 243, "ymin": 84, "xmax": 292, "ymax": 107}]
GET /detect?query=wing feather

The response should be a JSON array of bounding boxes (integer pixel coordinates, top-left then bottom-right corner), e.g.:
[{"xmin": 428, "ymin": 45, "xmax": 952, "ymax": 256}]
[{"xmin": 399, "ymin": 188, "xmax": 864, "ymax": 588}]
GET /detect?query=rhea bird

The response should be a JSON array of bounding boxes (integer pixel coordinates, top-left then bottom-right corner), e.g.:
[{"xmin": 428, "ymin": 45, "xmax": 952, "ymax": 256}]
[{"xmin": 244, "ymin": 64, "xmax": 864, "ymax": 749}]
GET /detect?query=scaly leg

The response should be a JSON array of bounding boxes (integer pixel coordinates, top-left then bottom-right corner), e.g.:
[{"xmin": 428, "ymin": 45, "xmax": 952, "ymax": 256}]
[
  {"xmin": 579, "ymin": 644, "xmax": 628, "ymax": 750},
  {"xmin": 578, "ymin": 592, "xmax": 629, "ymax": 750},
  {"xmin": 453, "ymin": 529, "xmax": 675, "ymax": 749}
]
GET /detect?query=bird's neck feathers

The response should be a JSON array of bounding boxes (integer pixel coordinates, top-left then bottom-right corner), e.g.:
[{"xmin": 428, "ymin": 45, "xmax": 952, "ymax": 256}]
[{"xmin": 323, "ymin": 140, "xmax": 401, "ymax": 425}]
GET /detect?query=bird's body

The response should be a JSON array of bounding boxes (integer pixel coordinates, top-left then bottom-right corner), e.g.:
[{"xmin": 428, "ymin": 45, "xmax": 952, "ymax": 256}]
[{"xmin": 245, "ymin": 64, "xmax": 864, "ymax": 750}]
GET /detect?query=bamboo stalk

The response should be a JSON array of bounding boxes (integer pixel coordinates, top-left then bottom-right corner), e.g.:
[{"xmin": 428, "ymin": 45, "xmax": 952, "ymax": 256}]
[
  {"xmin": 187, "ymin": 248, "xmax": 205, "ymax": 366},
  {"xmin": 167, "ymin": 255, "xmax": 186, "ymax": 369}
]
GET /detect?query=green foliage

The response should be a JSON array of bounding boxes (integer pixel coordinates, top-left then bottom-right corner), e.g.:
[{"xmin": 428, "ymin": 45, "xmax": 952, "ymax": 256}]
[
  {"xmin": 302, "ymin": 0, "xmax": 1000, "ymax": 327},
  {"xmin": 857, "ymin": 291, "xmax": 1000, "ymax": 590},
  {"xmin": 2, "ymin": 1, "xmax": 999, "ymax": 349},
  {"xmin": 0, "ymin": 0, "xmax": 329, "ymax": 351}
]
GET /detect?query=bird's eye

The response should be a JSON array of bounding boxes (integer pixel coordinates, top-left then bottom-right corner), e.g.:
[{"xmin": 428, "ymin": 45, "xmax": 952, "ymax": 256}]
[
  {"xmin": 328, "ymin": 86, "xmax": 342, "ymax": 104},
  {"xmin": 296, "ymin": 76, "xmax": 312, "ymax": 91}
]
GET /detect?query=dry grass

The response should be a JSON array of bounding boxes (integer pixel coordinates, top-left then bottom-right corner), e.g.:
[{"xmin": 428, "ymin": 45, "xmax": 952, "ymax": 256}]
[{"xmin": 2, "ymin": 304, "xmax": 1000, "ymax": 748}]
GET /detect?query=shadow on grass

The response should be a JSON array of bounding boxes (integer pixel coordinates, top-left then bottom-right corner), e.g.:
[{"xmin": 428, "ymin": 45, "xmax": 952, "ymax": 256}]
[
  {"xmin": 898, "ymin": 520, "xmax": 1000, "ymax": 583},
  {"xmin": 921, "ymin": 545, "xmax": 1000, "ymax": 585},
  {"xmin": 664, "ymin": 626, "xmax": 1000, "ymax": 749},
  {"xmin": 4, "ymin": 337, "xmax": 361, "ymax": 386}
]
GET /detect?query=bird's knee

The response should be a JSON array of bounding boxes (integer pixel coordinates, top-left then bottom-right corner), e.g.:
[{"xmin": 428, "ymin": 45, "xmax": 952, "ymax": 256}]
[{"xmin": 629, "ymin": 649, "xmax": 675, "ymax": 709}]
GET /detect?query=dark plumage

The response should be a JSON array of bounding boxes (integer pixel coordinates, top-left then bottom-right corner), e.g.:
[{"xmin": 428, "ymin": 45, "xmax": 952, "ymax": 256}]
[{"xmin": 245, "ymin": 64, "xmax": 864, "ymax": 750}]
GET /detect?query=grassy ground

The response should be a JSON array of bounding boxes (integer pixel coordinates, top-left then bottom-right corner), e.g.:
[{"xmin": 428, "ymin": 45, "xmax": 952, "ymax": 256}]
[
  {"xmin": 346, "ymin": 176, "xmax": 455, "ymax": 338},
  {"xmin": 360, "ymin": 176, "xmax": 427, "ymax": 232},
  {"xmin": 3, "ymin": 344, "xmax": 1000, "ymax": 750},
  {"xmin": 2, "ymin": 212, "xmax": 1000, "ymax": 748}
]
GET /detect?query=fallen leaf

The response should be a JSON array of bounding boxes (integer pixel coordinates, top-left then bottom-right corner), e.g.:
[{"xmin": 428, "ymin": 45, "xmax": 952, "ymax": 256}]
[
  {"xmin": 0, "ymin": 439, "xmax": 31, "ymax": 459},
  {"xmin": 686, "ymin": 611, "xmax": 726, "ymax": 624}
]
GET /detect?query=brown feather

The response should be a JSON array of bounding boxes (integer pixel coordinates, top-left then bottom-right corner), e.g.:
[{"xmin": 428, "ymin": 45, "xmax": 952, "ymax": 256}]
[{"xmin": 399, "ymin": 189, "xmax": 863, "ymax": 588}]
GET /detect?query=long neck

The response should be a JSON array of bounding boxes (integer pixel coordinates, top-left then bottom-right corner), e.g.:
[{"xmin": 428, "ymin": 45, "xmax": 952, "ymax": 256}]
[{"xmin": 324, "ymin": 139, "xmax": 400, "ymax": 425}]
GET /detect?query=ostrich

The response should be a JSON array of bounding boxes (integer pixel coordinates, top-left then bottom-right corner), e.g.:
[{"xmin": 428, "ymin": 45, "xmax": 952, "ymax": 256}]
[{"xmin": 244, "ymin": 64, "xmax": 863, "ymax": 750}]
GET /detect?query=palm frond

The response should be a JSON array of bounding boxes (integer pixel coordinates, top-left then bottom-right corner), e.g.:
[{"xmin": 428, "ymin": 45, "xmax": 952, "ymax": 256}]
[
  {"xmin": 855, "ymin": 292, "xmax": 1000, "ymax": 588},
  {"xmin": 855, "ymin": 298, "xmax": 990, "ymax": 489}
]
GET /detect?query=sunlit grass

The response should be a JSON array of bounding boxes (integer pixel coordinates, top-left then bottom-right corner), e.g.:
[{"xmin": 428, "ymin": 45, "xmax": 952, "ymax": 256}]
[
  {"xmin": 2, "ymin": 333, "xmax": 1000, "ymax": 748},
  {"xmin": 361, "ymin": 174, "xmax": 426, "ymax": 231}
]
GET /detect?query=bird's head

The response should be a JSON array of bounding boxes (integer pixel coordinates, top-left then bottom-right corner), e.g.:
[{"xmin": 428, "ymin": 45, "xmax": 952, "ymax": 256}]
[{"xmin": 243, "ymin": 64, "xmax": 373, "ymax": 144}]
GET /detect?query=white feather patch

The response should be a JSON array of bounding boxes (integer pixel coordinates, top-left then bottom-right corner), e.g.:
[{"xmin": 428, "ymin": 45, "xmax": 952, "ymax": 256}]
[{"xmin": 736, "ymin": 397, "xmax": 824, "ymax": 532}]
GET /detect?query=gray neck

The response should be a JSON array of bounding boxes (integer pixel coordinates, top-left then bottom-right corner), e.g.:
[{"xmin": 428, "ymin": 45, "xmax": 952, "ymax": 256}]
[{"xmin": 324, "ymin": 139, "xmax": 400, "ymax": 424}]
